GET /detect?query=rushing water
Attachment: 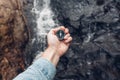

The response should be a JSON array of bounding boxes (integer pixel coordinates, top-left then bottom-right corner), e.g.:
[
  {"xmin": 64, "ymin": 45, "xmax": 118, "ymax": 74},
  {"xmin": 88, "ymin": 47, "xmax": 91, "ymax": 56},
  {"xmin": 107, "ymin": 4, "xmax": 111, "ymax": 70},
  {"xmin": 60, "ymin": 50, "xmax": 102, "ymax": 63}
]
[{"xmin": 31, "ymin": 0, "xmax": 59, "ymax": 53}]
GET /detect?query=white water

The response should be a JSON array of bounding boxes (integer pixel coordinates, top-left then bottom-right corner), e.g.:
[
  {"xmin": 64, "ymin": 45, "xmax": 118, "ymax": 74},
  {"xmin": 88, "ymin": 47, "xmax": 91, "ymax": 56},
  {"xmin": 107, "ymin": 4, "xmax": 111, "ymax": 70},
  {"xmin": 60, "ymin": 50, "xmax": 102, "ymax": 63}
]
[
  {"xmin": 32, "ymin": 0, "xmax": 58, "ymax": 39},
  {"xmin": 31, "ymin": 0, "xmax": 59, "ymax": 52}
]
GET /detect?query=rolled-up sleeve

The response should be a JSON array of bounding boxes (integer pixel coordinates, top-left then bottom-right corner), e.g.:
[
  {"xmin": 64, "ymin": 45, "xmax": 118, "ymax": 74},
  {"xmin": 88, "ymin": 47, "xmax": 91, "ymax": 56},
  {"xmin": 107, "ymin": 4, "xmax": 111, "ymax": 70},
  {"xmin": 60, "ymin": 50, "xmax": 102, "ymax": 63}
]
[{"xmin": 13, "ymin": 58, "xmax": 56, "ymax": 80}]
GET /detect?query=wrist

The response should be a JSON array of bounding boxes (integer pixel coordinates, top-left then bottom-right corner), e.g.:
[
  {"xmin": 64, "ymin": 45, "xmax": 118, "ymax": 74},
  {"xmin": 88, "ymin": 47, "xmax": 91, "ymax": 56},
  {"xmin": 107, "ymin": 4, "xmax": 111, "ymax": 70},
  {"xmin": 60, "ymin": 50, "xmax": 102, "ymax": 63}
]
[
  {"xmin": 41, "ymin": 47, "xmax": 60, "ymax": 66},
  {"xmin": 47, "ymin": 45, "xmax": 58, "ymax": 51}
]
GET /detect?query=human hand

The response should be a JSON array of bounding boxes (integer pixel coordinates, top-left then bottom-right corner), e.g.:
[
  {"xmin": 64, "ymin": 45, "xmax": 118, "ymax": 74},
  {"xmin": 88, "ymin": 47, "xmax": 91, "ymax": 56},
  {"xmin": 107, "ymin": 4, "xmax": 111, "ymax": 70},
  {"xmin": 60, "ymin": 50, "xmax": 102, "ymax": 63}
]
[{"xmin": 47, "ymin": 26, "xmax": 72, "ymax": 57}]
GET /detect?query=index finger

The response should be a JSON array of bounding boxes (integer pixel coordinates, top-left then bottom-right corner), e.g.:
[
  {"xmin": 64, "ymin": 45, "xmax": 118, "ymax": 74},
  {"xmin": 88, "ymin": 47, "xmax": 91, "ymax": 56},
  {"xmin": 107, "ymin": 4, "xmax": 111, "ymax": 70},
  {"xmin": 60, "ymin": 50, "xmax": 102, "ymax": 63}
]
[
  {"xmin": 65, "ymin": 28, "xmax": 69, "ymax": 34},
  {"xmin": 54, "ymin": 26, "xmax": 66, "ymax": 33}
]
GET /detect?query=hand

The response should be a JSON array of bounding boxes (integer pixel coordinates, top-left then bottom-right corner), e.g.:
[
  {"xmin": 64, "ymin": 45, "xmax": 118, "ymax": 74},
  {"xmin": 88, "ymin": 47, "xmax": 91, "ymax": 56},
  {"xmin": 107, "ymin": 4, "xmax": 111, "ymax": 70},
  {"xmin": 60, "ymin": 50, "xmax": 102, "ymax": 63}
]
[
  {"xmin": 47, "ymin": 26, "xmax": 72, "ymax": 57},
  {"xmin": 41, "ymin": 26, "xmax": 72, "ymax": 66}
]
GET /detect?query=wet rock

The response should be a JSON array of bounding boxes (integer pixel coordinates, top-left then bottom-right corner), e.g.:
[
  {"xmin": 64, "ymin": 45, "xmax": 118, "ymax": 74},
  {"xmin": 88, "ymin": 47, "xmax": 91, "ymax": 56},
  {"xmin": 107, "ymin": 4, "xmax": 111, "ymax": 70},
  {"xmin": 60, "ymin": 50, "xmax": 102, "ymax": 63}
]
[
  {"xmin": 22, "ymin": 0, "xmax": 120, "ymax": 80},
  {"xmin": 50, "ymin": 0, "xmax": 120, "ymax": 80},
  {"xmin": 0, "ymin": 0, "xmax": 29, "ymax": 80}
]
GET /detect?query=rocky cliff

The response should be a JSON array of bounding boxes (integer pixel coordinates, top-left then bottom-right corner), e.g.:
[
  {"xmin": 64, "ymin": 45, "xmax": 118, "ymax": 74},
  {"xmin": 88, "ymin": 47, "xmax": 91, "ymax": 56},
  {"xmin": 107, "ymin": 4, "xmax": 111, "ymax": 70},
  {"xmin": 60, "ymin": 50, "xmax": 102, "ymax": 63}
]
[{"xmin": 0, "ymin": 0, "xmax": 29, "ymax": 80}]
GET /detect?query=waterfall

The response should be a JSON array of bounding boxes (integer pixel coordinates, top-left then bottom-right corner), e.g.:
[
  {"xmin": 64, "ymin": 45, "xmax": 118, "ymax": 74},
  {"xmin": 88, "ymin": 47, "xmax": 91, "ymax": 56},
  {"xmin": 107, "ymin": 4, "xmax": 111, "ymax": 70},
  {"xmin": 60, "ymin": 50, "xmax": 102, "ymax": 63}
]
[
  {"xmin": 31, "ymin": 0, "xmax": 58, "ymax": 53},
  {"xmin": 33, "ymin": 0, "xmax": 57, "ymax": 34}
]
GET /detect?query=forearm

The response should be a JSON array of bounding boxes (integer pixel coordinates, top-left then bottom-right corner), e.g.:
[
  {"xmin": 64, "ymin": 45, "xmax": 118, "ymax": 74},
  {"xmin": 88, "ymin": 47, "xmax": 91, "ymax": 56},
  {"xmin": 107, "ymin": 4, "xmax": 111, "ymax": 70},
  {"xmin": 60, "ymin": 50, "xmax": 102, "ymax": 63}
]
[
  {"xmin": 13, "ymin": 57, "xmax": 56, "ymax": 80},
  {"xmin": 13, "ymin": 27, "xmax": 72, "ymax": 80},
  {"xmin": 41, "ymin": 47, "xmax": 60, "ymax": 66}
]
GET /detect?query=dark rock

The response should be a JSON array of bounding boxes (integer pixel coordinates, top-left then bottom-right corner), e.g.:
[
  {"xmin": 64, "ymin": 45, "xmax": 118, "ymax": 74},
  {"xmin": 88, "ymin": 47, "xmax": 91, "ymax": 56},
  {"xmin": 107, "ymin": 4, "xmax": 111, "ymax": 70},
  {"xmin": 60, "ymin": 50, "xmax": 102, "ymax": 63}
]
[
  {"xmin": 22, "ymin": 0, "xmax": 120, "ymax": 80},
  {"xmin": 96, "ymin": 0, "xmax": 105, "ymax": 6},
  {"xmin": 50, "ymin": 0, "xmax": 120, "ymax": 80}
]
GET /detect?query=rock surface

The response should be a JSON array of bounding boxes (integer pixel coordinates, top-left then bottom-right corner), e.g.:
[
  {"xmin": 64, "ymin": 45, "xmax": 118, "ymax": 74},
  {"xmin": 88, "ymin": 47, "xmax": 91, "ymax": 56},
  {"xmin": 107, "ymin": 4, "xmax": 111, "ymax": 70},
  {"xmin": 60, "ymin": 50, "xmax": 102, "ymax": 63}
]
[
  {"xmin": 0, "ymin": 0, "xmax": 29, "ymax": 80},
  {"xmin": 19, "ymin": 0, "xmax": 120, "ymax": 80},
  {"xmin": 50, "ymin": 0, "xmax": 120, "ymax": 80}
]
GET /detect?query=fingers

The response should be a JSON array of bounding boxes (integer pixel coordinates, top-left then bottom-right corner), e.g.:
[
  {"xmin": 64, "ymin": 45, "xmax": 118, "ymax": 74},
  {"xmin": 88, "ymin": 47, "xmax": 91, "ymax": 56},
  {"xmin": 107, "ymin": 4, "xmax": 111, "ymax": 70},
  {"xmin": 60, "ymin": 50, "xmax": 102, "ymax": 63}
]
[
  {"xmin": 52, "ymin": 26, "xmax": 68, "ymax": 34},
  {"xmin": 49, "ymin": 26, "xmax": 72, "ymax": 44},
  {"xmin": 60, "ymin": 26, "xmax": 66, "ymax": 31},
  {"xmin": 52, "ymin": 26, "xmax": 65, "ymax": 33},
  {"xmin": 64, "ymin": 37, "xmax": 72, "ymax": 43},
  {"xmin": 53, "ymin": 27, "xmax": 61, "ymax": 32},
  {"xmin": 49, "ymin": 26, "xmax": 70, "ymax": 39},
  {"xmin": 65, "ymin": 28, "xmax": 69, "ymax": 34},
  {"xmin": 60, "ymin": 26, "xmax": 69, "ymax": 34},
  {"xmin": 64, "ymin": 33, "xmax": 70, "ymax": 40},
  {"xmin": 49, "ymin": 29, "xmax": 56, "ymax": 34}
]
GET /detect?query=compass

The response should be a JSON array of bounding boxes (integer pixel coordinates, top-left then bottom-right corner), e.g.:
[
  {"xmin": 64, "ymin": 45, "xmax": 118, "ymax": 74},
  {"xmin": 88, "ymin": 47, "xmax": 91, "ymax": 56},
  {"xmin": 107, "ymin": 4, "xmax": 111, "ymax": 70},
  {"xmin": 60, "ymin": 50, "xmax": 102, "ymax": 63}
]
[{"xmin": 56, "ymin": 30, "xmax": 65, "ymax": 41}]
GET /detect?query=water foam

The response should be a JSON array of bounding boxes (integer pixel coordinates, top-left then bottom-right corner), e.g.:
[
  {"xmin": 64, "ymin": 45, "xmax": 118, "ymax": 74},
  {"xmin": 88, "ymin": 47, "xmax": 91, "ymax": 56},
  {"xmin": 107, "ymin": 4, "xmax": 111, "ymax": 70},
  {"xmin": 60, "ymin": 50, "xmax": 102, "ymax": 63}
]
[
  {"xmin": 32, "ymin": 0, "xmax": 58, "ymax": 37},
  {"xmin": 31, "ymin": 0, "xmax": 59, "ymax": 52}
]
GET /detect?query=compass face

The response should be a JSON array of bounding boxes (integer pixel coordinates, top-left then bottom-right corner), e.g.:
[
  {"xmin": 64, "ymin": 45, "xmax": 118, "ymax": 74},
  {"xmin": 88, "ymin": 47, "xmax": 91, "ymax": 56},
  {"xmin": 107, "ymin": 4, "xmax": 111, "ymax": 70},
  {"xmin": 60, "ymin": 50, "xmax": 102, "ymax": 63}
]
[{"xmin": 56, "ymin": 30, "xmax": 65, "ymax": 41}]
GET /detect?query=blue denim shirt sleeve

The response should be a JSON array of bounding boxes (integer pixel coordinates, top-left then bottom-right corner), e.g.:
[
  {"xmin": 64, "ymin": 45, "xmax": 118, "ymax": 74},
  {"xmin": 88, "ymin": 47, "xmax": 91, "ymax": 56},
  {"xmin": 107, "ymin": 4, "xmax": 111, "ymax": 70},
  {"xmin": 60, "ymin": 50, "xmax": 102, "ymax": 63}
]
[{"xmin": 13, "ymin": 58, "xmax": 56, "ymax": 80}]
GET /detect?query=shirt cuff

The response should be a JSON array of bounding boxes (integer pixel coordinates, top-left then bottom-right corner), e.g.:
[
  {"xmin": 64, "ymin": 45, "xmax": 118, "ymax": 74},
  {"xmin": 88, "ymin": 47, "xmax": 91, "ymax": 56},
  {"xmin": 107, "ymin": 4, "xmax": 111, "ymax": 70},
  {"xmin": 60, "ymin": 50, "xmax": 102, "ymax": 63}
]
[{"xmin": 32, "ymin": 57, "xmax": 56, "ymax": 80}]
